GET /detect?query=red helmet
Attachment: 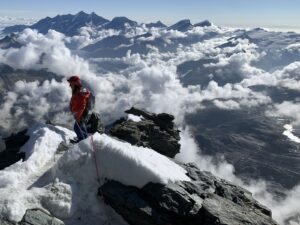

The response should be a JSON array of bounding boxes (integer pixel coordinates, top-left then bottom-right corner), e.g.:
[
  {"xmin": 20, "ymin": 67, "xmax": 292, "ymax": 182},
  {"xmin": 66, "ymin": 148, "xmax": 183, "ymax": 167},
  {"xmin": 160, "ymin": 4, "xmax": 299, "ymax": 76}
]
[{"xmin": 67, "ymin": 75, "xmax": 81, "ymax": 87}]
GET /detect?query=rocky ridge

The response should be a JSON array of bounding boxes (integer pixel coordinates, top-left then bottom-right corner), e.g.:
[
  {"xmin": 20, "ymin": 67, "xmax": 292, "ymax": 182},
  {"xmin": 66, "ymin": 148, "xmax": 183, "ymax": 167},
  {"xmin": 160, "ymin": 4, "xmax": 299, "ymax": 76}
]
[
  {"xmin": 0, "ymin": 209, "xmax": 64, "ymax": 225},
  {"xmin": 101, "ymin": 163, "xmax": 277, "ymax": 225},
  {"xmin": 109, "ymin": 107, "xmax": 181, "ymax": 158},
  {"xmin": 0, "ymin": 108, "xmax": 279, "ymax": 225}
]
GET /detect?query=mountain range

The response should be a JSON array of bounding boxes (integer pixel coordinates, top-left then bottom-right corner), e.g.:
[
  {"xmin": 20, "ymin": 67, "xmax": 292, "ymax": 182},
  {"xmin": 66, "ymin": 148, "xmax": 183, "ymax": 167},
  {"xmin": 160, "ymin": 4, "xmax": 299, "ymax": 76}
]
[{"xmin": 1, "ymin": 11, "xmax": 212, "ymax": 36}]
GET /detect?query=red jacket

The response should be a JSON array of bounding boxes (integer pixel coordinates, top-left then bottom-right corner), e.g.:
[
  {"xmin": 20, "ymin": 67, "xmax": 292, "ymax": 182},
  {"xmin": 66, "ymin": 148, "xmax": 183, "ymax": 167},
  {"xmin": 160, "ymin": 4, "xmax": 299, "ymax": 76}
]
[{"xmin": 70, "ymin": 87, "xmax": 91, "ymax": 122}]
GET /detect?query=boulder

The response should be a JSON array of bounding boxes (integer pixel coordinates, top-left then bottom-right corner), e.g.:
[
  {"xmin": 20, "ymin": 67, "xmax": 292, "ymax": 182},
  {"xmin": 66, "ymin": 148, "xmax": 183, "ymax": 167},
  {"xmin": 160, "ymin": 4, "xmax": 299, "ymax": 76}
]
[
  {"xmin": 100, "ymin": 163, "xmax": 278, "ymax": 225},
  {"xmin": 109, "ymin": 107, "xmax": 180, "ymax": 158}
]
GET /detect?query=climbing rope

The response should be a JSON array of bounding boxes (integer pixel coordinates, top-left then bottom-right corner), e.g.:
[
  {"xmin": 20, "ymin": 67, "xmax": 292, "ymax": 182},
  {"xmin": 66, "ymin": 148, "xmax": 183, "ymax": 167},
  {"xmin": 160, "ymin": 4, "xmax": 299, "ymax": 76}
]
[{"xmin": 74, "ymin": 120, "xmax": 112, "ymax": 225}]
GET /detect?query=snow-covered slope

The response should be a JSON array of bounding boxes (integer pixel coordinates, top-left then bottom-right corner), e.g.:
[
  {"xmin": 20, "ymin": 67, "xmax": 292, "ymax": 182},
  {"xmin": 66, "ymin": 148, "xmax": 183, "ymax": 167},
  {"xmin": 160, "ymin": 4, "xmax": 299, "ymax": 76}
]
[{"xmin": 0, "ymin": 123, "xmax": 190, "ymax": 224}]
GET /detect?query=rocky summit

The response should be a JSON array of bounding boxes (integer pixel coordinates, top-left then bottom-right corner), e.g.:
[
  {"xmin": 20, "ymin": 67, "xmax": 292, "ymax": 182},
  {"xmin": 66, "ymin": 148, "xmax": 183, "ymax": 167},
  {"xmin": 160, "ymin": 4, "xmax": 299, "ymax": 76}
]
[
  {"xmin": 100, "ymin": 163, "xmax": 278, "ymax": 225},
  {"xmin": 109, "ymin": 107, "xmax": 181, "ymax": 158},
  {"xmin": 0, "ymin": 108, "xmax": 279, "ymax": 225}
]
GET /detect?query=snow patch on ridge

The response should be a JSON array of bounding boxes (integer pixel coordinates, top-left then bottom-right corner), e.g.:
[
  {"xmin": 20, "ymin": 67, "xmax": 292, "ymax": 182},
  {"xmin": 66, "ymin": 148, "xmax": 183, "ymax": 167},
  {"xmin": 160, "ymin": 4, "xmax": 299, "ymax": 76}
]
[
  {"xmin": 0, "ymin": 123, "xmax": 75, "ymax": 222},
  {"xmin": 93, "ymin": 132, "xmax": 190, "ymax": 187},
  {"xmin": 283, "ymin": 124, "xmax": 300, "ymax": 143},
  {"xmin": 0, "ymin": 124, "xmax": 190, "ymax": 224}
]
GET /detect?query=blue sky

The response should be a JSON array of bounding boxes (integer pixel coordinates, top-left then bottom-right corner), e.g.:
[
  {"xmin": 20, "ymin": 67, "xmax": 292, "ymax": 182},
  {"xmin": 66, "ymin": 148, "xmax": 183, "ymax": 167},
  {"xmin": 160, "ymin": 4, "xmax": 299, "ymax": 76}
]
[{"xmin": 1, "ymin": 0, "xmax": 300, "ymax": 30}]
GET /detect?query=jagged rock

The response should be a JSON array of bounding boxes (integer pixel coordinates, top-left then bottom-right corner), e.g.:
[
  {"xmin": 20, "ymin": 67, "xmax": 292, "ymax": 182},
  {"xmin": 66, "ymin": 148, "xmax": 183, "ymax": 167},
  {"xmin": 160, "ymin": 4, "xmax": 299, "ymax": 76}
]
[
  {"xmin": 0, "ymin": 220, "xmax": 14, "ymax": 225},
  {"xmin": 19, "ymin": 209, "xmax": 64, "ymax": 225},
  {"xmin": 109, "ymin": 107, "xmax": 180, "ymax": 158},
  {"xmin": 100, "ymin": 163, "xmax": 278, "ymax": 225},
  {"xmin": 0, "ymin": 33, "xmax": 22, "ymax": 49},
  {"xmin": 0, "ymin": 129, "xmax": 28, "ymax": 170},
  {"xmin": 0, "ymin": 209, "xmax": 64, "ymax": 225}
]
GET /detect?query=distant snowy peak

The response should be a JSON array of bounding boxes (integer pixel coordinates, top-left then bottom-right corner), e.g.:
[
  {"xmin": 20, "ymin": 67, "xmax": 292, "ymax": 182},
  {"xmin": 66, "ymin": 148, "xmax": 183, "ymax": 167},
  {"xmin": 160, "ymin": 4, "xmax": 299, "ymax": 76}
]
[
  {"xmin": 30, "ymin": 11, "xmax": 109, "ymax": 35},
  {"xmin": 0, "ymin": 33, "xmax": 22, "ymax": 49},
  {"xmin": 168, "ymin": 19, "xmax": 213, "ymax": 32},
  {"xmin": 194, "ymin": 20, "xmax": 212, "ymax": 27},
  {"xmin": 2, "ymin": 24, "xmax": 27, "ymax": 34},
  {"xmin": 2, "ymin": 12, "xmax": 215, "ymax": 38},
  {"xmin": 145, "ymin": 20, "xmax": 167, "ymax": 28},
  {"xmin": 103, "ymin": 16, "xmax": 138, "ymax": 30},
  {"xmin": 168, "ymin": 19, "xmax": 193, "ymax": 32},
  {"xmin": 3, "ymin": 11, "xmax": 109, "ymax": 36},
  {"xmin": 228, "ymin": 32, "xmax": 254, "ymax": 43}
]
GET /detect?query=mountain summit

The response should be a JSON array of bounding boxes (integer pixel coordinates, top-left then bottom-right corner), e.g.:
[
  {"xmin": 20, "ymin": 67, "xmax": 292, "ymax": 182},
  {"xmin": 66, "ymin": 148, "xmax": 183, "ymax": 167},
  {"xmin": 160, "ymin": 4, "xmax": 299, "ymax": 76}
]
[
  {"xmin": 168, "ymin": 19, "xmax": 193, "ymax": 32},
  {"xmin": 103, "ymin": 16, "xmax": 138, "ymax": 30},
  {"xmin": 3, "ymin": 11, "xmax": 109, "ymax": 36},
  {"xmin": 2, "ymin": 12, "xmax": 214, "ymax": 37},
  {"xmin": 0, "ymin": 109, "xmax": 278, "ymax": 225}
]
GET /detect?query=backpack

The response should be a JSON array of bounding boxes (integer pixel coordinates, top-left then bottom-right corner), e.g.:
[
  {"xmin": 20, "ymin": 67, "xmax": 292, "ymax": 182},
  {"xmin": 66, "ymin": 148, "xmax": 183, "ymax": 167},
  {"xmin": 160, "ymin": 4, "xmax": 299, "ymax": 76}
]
[
  {"xmin": 87, "ymin": 91, "xmax": 95, "ymax": 112},
  {"xmin": 86, "ymin": 112, "xmax": 105, "ymax": 134},
  {"xmin": 82, "ymin": 91, "xmax": 95, "ymax": 120},
  {"xmin": 83, "ymin": 92, "xmax": 105, "ymax": 134}
]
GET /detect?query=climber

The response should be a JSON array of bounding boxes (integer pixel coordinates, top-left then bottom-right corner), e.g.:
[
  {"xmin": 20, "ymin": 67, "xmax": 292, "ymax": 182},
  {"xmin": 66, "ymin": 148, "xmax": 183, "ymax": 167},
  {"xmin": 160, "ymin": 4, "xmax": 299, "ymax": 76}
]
[{"xmin": 67, "ymin": 75, "xmax": 92, "ymax": 143}]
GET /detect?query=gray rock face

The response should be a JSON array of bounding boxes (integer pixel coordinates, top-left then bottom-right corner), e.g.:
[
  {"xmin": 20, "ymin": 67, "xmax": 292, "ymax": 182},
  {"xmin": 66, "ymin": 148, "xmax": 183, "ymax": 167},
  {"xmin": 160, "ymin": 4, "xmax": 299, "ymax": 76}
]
[
  {"xmin": 0, "ymin": 33, "xmax": 22, "ymax": 49},
  {"xmin": 100, "ymin": 163, "xmax": 278, "ymax": 225},
  {"xmin": 0, "ymin": 129, "xmax": 28, "ymax": 170},
  {"xmin": 0, "ymin": 209, "xmax": 64, "ymax": 225},
  {"xmin": 0, "ymin": 220, "xmax": 14, "ymax": 225},
  {"xmin": 109, "ymin": 107, "xmax": 180, "ymax": 158},
  {"xmin": 19, "ymin": 209, "xmax": 64, "ymax": 225}
]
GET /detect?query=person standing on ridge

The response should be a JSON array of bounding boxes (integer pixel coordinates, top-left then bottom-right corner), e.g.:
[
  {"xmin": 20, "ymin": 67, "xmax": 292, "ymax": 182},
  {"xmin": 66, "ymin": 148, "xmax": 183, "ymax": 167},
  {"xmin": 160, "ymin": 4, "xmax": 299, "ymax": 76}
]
[{"xmin": 67, "ymin": 75, "xmax": 92, "ymax": 143}]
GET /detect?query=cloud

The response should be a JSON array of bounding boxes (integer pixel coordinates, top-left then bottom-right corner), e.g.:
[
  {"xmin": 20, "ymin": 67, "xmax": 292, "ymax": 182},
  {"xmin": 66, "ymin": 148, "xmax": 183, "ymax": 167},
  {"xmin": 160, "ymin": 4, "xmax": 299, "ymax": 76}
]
[
  {"xmin": 0, "ymin": 25, "xmax": 300, "ymax": 225},
  {"xmin": 0, "ymin": 43, "xmax": 40, "ymax": 69},
  {"xmin": 0, "ymin": 17, "xmax": 36, "ymax": 32},
  {"xmin": 0, "ymin": 29, "xmax": 91, "ymax": 76},
  {"xmin": 213, "ymin": 99, "xmax": 241, "ymax": 109},
  {"xmin": 0, "ymin": 26, "xmax": 296, "ymax": 135},
  {"xmin": 0, "ymin": 27, "xmax": 274, "ymax": 131},
  {"xmin": 199, "ymin": 81, "xmax": 272, "ymax": 109},
  {"xmin": 65, "ymin": 26, "xmax": 121, "ymax": 49},
  {"xmin": 0, "ymin": 91, "xmax": 19, "ymax": 131},
  {"xmin": 241, "ymin": 61, "xmax": 300, "ymax": 91},
  {"xmin": 0, "ymin": 79, "xmax": 72, "ymax": 134},
  {"xmin": 268, "ymin": 101, "xmax": 300, "ymax": 126}
]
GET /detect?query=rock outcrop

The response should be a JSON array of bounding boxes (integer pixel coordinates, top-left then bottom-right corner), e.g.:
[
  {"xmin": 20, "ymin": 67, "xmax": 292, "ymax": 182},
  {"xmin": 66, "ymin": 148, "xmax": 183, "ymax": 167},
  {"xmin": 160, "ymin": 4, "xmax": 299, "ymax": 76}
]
[
  {"xmin": 0, "ymin": 129, "xmax": 28, "ymax": 170},
  {"xmin": 0, "ymin": 209, "xmax": 65, "ymax": 225},
  {"xmin": 20, "ymin": 209, "xmax": 64, "ymax": 225},
  {"xmin": 109, "ymin": 107, "xmax": 180, "ymax": 158},
  {"xmin": 100, "ymin": 163, "xmax": 278, "ymax": 225},
  {"xmin": 0, "ymin": 109, "xmax": 279, "ymax": 225}
]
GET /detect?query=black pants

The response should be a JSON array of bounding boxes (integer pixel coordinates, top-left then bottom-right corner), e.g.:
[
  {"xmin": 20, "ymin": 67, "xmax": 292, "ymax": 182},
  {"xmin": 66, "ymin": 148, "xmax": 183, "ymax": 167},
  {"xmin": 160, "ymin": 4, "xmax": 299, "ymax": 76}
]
[{"xmin": 74, "ymin": 121, "xmax": 88, "ymax": 141}]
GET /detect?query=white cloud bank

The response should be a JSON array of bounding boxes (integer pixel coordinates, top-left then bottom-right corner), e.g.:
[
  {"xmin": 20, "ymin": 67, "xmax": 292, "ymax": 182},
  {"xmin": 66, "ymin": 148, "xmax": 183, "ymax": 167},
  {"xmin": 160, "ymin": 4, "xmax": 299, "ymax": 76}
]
[{"xmin": 0, "ymin": 25, "xmax": 300, "ymax": 225}]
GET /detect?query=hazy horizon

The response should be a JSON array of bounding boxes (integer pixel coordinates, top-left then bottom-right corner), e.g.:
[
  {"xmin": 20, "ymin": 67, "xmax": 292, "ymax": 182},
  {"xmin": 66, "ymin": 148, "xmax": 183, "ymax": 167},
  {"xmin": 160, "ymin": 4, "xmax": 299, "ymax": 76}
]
[
  {"xmin": 1, "ymin": 0, "xmax": 300, "ymax": 33},
  {"xmin": 1, "ymin": 13, "xmax": 300, "ymax": 34}
]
